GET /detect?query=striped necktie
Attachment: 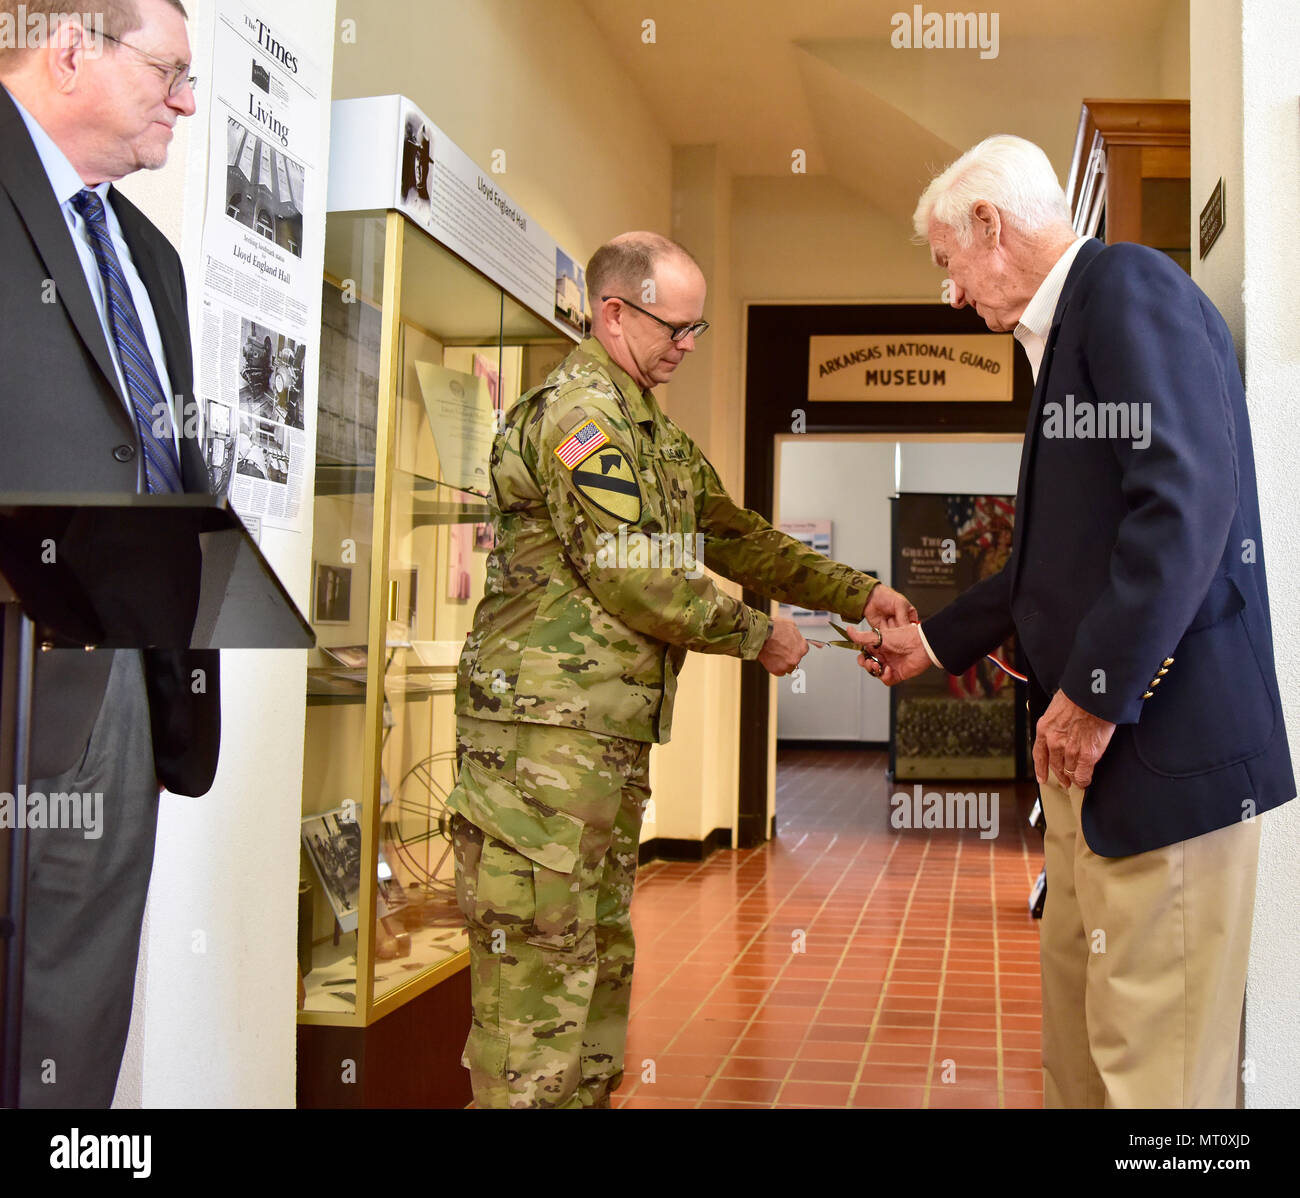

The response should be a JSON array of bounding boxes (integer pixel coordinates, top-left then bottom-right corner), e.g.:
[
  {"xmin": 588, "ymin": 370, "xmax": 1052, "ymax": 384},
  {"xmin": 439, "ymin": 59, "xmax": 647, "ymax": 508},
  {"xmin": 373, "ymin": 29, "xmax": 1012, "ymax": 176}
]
[{"xmin": 71, "ymin": 188, "xmax": 183, "ymax": 494}]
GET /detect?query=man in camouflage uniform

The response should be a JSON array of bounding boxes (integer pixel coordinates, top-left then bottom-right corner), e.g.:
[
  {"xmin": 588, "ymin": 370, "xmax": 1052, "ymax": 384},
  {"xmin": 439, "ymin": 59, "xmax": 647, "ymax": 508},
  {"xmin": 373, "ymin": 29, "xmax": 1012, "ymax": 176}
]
[{"xmin": 449, "ymin": 232, "xmax": 917, "ymax": 1108}]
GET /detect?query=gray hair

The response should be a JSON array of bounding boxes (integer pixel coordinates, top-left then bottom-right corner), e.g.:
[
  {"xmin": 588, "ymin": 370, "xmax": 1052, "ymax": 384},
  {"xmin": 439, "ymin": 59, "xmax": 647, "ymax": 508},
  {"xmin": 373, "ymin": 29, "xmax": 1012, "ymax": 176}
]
[
  {"xmin": 587, "ymin": 232, "xmax": 698, "ymax": 312},
  {"xmin": 913, "ymin": 134, "xmax": 1072, "ymax": 247},
  {"xmin": 0, "ymin": 1, "xmax": 188, "ymax": 70}
]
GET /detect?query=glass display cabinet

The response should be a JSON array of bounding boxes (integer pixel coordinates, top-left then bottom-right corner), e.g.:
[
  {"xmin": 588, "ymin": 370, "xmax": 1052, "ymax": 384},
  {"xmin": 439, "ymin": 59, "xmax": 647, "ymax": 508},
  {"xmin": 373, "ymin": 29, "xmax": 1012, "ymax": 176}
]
[{"xmin": 297, "ymin": 205, "xmax": 572, "ymax": 1044}]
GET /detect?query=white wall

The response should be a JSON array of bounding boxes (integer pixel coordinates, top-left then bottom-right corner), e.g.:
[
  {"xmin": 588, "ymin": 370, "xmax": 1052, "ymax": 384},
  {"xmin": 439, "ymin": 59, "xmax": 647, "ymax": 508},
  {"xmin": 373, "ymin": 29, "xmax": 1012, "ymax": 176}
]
[
  {"xmin": 775, "ymin": 438, "xmax": 895, "ymax": 742},
  {"xmin": 112, "ymin": 0, "xmax": 337, "ymax": 1108},
  {"xmin": 1192, "ymin": 0, "xmax": 1300, "ymax": 1109},
  {"xmin": 899, "ymin": 439, "xmax": 1023, "ymax": 496},
  {"xmin": 775, "ymin": 437, "xmax": 1021, "ymax": 743}
]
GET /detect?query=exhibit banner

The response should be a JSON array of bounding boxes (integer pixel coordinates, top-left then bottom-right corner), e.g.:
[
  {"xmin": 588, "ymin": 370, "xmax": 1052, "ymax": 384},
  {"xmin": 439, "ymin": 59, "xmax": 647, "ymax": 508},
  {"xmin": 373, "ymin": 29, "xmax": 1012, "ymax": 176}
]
[
  {"xmin": 808, "ymin": 333, "xmax": 1014, "ymax": 402},
  {"xmin": 890, "ymin": 492, "xmax": 1019, "ymax": 781},
  {"xmin": 198, "ymin": 0, "xmax": 325, "ymax": 532},
  {"xmin": 327, "ymin": 95, "xmax": 587, "ymax": 342}
]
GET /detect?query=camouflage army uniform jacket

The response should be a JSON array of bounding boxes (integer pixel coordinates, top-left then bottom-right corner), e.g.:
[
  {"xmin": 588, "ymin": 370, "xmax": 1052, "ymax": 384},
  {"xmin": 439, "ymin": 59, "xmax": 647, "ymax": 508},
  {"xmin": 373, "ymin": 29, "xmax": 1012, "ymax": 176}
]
[{"xmin": 455, "ymin": 338, "xmax": 877, "ymax": 743}]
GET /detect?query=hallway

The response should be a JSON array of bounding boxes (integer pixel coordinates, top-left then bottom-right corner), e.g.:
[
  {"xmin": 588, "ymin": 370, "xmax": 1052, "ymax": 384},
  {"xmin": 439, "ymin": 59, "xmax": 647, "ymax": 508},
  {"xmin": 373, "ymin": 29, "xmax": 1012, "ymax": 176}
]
[{"xmin": 618, "ymin": 750, "xmax": 1045, "ymax": 1108}]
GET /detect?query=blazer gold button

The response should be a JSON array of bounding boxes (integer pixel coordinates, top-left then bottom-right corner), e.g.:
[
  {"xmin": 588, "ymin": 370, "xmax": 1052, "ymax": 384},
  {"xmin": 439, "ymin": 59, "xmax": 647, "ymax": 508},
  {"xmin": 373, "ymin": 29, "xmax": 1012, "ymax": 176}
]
[
  {"xmin": 1157, "ymin": 667, "xmax": 1169, "ymax": 676},
  {"xmin": 1163, "ymin": 657, "xmax": 1174, "ymax": 665},
  {"xmin": 1142, "ymin": 690, "xmax": 1154, "ymax": 699},
  {"xmin": 1151, "ymin": 677, "xmax": 1162, "ymax": 686},
  {"xmin": 113, "ymin": 444, "xmax": 135, "ymax": 462}
]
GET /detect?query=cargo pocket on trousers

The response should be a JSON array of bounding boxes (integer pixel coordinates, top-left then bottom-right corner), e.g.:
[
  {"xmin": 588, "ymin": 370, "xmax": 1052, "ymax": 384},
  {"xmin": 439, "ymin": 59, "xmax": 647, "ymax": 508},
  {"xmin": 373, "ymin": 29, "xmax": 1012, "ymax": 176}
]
[
  {"xmin": 462, "ymin": 1024, "xmax": 511, "ymax": 1105},
  {"xmin": 444, "ymin": 757, "xmax": 587, "ymax": 950}
]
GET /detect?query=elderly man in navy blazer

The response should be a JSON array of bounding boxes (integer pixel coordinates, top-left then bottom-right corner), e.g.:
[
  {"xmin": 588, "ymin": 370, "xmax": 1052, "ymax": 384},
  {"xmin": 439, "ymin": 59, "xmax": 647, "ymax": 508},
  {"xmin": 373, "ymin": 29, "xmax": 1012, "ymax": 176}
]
[{"xmin": 852, "ymin": 134, "xmax": 1294, "ymax": 1108}]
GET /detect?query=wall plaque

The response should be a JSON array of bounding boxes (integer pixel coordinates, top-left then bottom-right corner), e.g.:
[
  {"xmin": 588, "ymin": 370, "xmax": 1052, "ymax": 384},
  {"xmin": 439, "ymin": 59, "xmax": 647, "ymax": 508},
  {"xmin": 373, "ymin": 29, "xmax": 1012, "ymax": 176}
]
[{"xmin": 808, "ymin": 333, "xmax": 1014, "ymax": 402}]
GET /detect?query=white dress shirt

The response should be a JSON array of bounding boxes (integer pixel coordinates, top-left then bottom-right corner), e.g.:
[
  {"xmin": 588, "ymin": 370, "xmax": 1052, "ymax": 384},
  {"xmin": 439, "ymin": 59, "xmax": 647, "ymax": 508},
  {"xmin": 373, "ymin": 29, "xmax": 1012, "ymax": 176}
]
[
  {"xmin": 916, "ymin": 236, "xmax": 1089, "ymax": 670},
  {"xmin": 11, "ymin": 91, "xmax": 181, "ymax": 468}
]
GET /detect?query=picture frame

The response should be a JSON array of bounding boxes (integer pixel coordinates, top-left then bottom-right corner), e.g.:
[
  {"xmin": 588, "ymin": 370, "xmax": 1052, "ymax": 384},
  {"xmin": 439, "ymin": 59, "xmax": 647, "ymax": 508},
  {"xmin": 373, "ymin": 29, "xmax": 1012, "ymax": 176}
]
[{"xmin": 313, "ymin": 562, "xmax": 352, "ymax": 625}]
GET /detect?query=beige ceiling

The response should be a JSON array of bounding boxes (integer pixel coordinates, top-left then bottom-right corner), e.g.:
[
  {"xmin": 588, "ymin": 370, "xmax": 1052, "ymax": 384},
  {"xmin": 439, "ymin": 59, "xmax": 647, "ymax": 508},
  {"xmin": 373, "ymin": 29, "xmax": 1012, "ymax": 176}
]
[{"xmin": 578, "ymin": 0, "xmax": 1184, "ymax": 222}]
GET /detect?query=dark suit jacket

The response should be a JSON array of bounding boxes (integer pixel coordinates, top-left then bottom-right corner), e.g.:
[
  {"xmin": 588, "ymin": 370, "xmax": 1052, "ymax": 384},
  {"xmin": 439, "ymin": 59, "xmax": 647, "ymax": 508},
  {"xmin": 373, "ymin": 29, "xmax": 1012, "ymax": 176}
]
[
  {"xmin": 0, "ymin": 84, "xmax": 220, "ymax": 796},
  {"xmin": 924, "ymin": 238, "xmax": 1294, "ymax": 856}
]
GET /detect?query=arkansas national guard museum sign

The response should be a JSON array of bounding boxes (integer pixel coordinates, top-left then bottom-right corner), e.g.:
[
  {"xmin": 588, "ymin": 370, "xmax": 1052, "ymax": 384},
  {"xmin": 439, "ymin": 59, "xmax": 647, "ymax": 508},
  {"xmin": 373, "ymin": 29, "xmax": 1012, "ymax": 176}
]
[{"xmin": 808, "ymin": 333, "xmax": 1015, "ymax": 402}]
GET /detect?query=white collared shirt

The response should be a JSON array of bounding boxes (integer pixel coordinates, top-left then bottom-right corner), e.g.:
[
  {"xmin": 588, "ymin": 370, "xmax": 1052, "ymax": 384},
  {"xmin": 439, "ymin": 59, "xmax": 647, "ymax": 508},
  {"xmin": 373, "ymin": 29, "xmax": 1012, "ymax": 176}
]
[
  {"xmin": 9, "ymin": 89, "xmax": 180, "ymax": 470},
  {"xmin": 916, "ymin": 236, "xmax": 1089, "ymax": 670},
  {"xmin": 1012, "ymin": 236, "xmax": 1089, "ymax": 383}
]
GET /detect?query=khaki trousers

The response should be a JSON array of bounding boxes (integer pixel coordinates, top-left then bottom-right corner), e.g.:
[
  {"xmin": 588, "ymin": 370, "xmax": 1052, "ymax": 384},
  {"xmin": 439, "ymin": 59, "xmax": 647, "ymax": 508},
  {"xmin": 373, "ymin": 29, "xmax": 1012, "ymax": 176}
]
[{"xmin": 1038, "ymin": 774, "xmax": 1260, "ymax": 1108}]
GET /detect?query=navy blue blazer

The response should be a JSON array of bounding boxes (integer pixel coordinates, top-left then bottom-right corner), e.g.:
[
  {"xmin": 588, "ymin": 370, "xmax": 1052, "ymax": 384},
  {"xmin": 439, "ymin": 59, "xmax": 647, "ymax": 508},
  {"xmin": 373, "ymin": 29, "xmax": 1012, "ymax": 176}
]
[{"xmin": 924, "ymin": 238, "xmax": 1294, "ymax": 856}]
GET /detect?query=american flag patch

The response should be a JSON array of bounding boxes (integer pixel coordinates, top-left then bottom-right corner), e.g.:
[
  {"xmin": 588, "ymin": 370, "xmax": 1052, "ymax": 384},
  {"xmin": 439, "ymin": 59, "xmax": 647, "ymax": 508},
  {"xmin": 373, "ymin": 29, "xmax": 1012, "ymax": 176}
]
[{"xmin": 554, "ymin": 419, "xmax": 609, "ymax": 469}]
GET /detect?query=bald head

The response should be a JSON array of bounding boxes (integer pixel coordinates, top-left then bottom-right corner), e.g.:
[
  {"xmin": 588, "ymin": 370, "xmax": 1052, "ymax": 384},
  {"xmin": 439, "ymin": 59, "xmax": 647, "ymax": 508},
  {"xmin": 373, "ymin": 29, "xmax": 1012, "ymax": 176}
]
[{"xmin": 587, "ymin": 231, "xmax": 706, "ymax": 390}]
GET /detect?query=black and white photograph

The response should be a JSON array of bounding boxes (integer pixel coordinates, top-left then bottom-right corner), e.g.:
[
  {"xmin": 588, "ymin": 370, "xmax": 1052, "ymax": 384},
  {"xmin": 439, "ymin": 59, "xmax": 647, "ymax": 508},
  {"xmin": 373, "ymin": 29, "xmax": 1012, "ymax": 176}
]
[
  {"xmin": 235, "ymin": 412, "xmax": 290, "ymax": 484},
  {"xmin": 313, "ymin": 563, "xmax": 353, "ymax": 626},
  {"xmin": 400, "ymin": 109, "xmax": 433, "ymax": 213},
  {"xmin": 225, "ymin": 115, "xmax": 306, "ymax": 258},
  {"xmin": 301, "ymin": 808, "xmax": 362, "ymax": 934},
  {"xmin": 204, "ymin": 398, "xmax": 236, "ymax": 498},
  {"xmin": 239, "ymin": 316, "xmax": 306, "ymax": 429}
]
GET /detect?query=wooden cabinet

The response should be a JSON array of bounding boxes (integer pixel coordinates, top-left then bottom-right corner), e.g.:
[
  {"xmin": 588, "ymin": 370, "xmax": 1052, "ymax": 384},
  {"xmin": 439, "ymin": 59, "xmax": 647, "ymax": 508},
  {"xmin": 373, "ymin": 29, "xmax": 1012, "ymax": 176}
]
[{"xmin": 1066, "ymin": 99, "xmax": 1191, "ymax": 272}]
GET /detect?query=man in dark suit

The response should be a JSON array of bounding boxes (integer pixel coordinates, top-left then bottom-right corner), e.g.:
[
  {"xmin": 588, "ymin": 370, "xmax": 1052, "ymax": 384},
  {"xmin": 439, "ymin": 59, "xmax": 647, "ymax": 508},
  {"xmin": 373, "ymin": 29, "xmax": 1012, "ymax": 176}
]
[
  {"xmin": 855, "ymin": 134, "xmax": 1294, "ymax": 1107},
  {"xmin": 0, "ymin": 0, "xmax": 219, "ymax": 1106}
]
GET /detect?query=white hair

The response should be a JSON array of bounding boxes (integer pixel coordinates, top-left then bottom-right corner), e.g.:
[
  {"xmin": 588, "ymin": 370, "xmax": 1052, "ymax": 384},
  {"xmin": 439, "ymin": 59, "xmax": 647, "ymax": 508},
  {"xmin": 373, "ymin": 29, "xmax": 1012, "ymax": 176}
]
[{"xmin": 913, "ymin": 135, "xmax": 1072, "ymax": 247}]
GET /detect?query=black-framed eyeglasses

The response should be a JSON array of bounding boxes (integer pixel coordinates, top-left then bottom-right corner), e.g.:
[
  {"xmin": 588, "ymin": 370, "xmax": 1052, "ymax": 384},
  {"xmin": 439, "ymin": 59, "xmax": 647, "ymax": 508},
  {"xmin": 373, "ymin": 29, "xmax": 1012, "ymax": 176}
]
[
  {"xmin": 601, "ymin": 295, "xmax": 709, "ymax": 343},
  {"xmin": 100, "ymin": 33, "xmax": 198, "ymax": 98}
]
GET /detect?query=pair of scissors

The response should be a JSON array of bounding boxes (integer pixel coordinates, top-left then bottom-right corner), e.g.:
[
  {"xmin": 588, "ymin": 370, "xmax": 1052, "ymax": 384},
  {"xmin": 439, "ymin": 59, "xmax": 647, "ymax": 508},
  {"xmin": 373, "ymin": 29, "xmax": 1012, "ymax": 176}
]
[{"xmin": 807, "ymin": 620, "xmax": 879, "ymax": 652}]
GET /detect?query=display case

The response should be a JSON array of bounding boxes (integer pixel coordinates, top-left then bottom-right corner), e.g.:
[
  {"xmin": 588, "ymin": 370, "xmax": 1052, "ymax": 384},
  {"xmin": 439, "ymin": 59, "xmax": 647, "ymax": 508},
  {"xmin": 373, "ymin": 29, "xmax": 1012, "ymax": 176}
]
[
  {"xmin": 1066, "ymin": 98, "xmax": 1191, "ymax": 272},
  {"xmin": 297, "ymin": 205, "xmax": 572, "ymax": 1032}
]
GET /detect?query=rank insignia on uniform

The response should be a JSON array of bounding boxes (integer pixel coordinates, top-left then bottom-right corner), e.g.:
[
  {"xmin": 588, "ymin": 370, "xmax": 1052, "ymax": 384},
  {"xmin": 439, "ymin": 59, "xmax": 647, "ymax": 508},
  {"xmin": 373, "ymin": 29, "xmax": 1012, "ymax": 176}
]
[
  {"xmin": 572, "ymin": 446, "xmax": 642, "ymax": 524},
  {"xmin": 554, "ymin": 419, "xmax": 610, "ymax": 469}
]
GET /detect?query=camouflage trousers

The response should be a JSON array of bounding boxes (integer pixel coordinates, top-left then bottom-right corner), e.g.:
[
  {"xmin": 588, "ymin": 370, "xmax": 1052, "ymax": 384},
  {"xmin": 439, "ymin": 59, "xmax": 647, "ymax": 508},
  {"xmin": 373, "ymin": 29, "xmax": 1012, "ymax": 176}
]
[{"xmin": 448, "ymin": 715, "xmax": 652, "ymax": 1109}]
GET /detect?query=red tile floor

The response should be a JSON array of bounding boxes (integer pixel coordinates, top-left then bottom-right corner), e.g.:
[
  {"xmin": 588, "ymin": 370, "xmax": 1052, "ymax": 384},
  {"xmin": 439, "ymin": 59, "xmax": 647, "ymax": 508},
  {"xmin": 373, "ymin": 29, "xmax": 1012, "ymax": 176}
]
[{"xmin": 615, "ymin": 748, "xmax": 1046, "ymax": 1108}]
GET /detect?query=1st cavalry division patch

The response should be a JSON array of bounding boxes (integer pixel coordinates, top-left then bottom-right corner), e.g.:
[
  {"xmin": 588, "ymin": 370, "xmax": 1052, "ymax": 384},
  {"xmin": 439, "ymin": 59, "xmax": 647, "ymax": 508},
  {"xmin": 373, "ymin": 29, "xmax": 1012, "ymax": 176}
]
[
  {"xmin": 572, "ymin": 446, "xmax": 641, "ymax": 524},
  {"xmin": 554, "ymin": 419, "xmax": 642, "ymax": 524}
]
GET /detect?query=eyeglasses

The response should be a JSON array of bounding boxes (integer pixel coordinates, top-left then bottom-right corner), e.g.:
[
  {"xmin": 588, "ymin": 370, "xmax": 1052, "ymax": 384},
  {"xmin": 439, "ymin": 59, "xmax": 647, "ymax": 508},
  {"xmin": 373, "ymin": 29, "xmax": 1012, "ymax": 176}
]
[
  {"xmin": 601, "ymin": 295, "xmax": 709, "ymax": 343},
  {"xmin": 100, "ymin": 33, "xmax": 197, "ymax": 98}
]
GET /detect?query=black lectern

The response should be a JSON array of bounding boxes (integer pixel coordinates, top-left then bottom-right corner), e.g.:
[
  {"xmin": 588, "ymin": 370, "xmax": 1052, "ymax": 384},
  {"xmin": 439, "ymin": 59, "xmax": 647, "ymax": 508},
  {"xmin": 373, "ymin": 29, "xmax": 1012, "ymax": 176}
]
[{"xmin": 0, "ymin": 493, "xmax": 314, "ymax": 1107}]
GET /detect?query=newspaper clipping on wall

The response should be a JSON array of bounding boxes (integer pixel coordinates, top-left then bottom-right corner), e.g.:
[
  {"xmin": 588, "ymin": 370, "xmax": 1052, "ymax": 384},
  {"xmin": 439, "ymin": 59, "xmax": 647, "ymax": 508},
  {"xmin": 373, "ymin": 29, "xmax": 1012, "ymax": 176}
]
[{"xmin": 197, "ymin": 0, "xmax": 322, "ymax": 531}]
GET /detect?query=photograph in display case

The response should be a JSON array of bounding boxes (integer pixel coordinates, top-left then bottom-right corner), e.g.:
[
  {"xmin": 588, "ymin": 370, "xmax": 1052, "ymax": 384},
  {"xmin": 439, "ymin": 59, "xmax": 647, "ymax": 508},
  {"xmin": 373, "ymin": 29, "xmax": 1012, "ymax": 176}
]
[
  {"xmin": 313, "ymin": 562, "xmax": 353, "ymax": 624},
  {"xmin": 301, "ymin": 806, "xmax": 363, "ymax": 934}
]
